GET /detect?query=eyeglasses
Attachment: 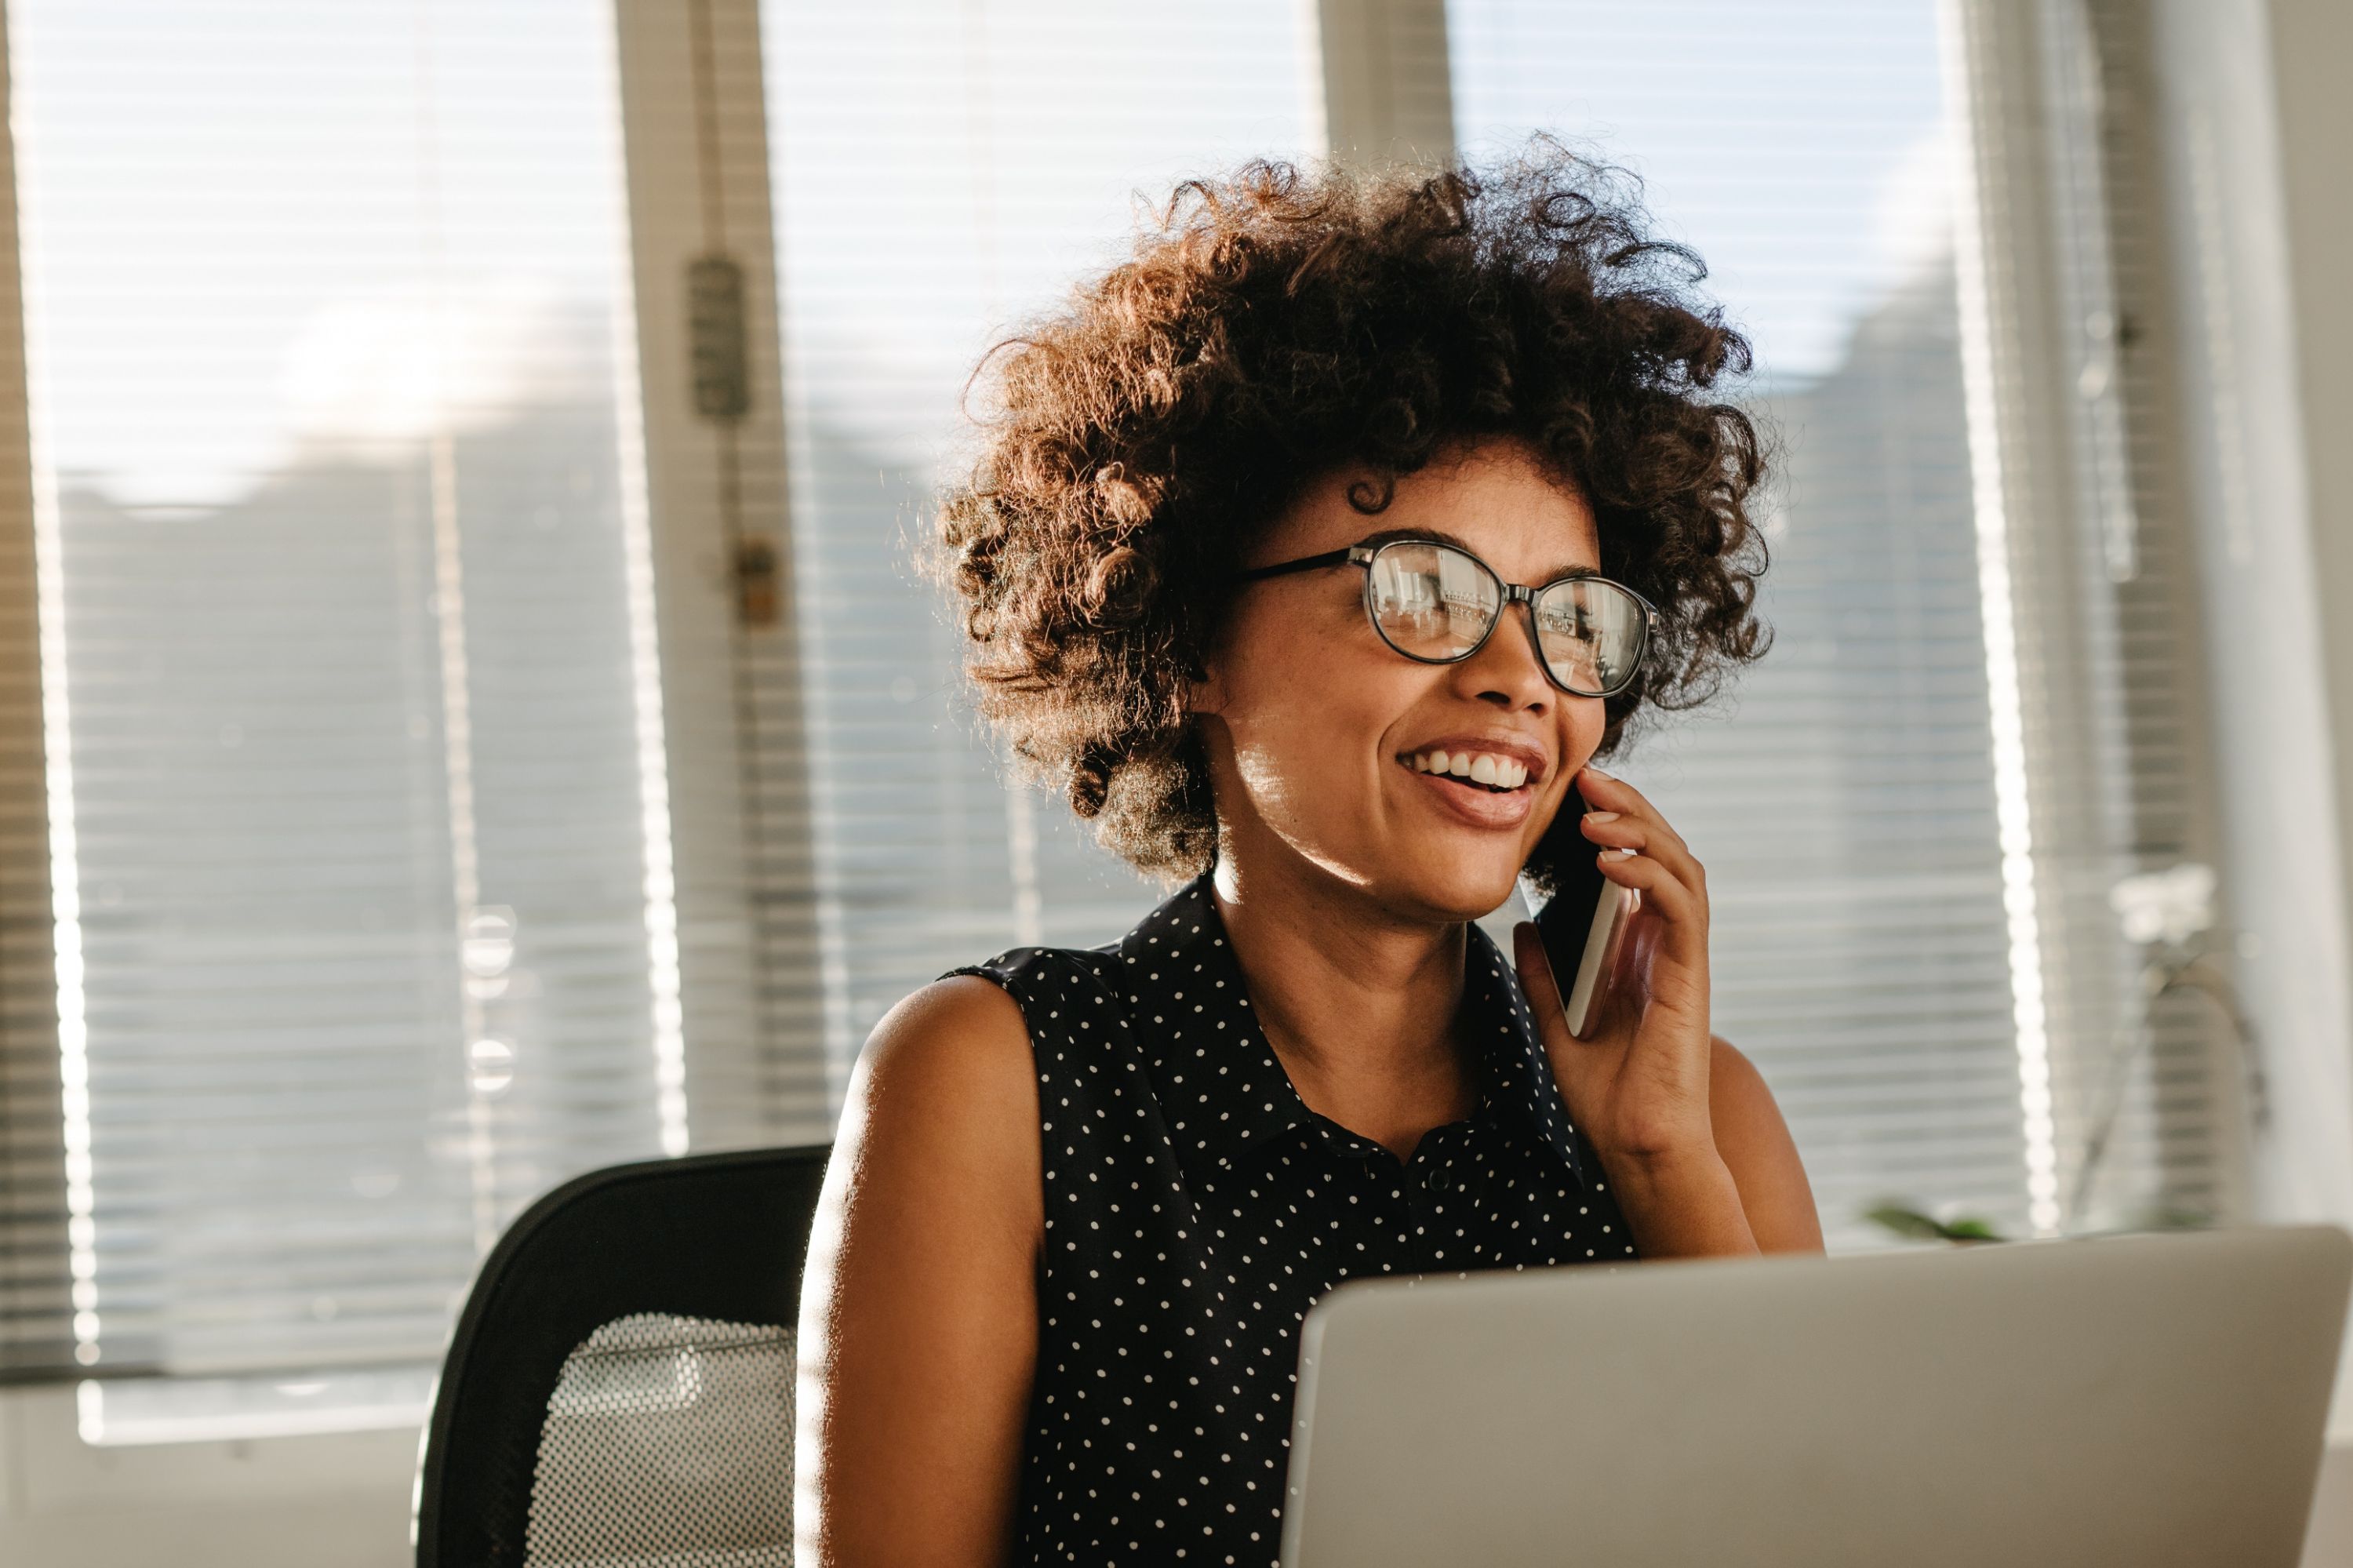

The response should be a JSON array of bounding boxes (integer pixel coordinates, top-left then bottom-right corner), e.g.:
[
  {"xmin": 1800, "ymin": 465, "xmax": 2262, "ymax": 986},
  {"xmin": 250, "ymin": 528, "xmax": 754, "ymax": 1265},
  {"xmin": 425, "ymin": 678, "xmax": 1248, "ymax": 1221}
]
[{"xmin": 1232, "ymin": 536, "xmax": 1659, "ymax": 700}]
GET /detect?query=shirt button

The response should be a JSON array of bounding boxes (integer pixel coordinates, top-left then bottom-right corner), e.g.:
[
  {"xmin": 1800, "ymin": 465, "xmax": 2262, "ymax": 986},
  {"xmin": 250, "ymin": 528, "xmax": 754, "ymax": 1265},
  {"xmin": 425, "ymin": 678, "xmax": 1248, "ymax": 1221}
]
[{"xmin": 1424, "ymin": 1168, "xmax": 1453, "ymax": 1192}]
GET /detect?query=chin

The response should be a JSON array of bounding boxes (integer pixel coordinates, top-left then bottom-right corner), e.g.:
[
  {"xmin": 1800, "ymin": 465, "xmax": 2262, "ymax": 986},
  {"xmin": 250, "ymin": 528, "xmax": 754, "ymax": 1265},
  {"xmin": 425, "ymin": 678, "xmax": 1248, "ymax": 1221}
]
[{"xmin": 1388, "ymin": 855, "xmax": 1525, "ymax": 923}]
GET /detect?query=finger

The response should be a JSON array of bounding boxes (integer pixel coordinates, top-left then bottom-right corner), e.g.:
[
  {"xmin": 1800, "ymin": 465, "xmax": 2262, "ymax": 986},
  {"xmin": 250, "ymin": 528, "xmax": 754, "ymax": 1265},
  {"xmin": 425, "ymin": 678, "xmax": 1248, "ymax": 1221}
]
[
  {"xmin": 1596, "ymin": 909, "xmax": 1655, "ymax": 1034},
  {"xmin": 1581, "ymin": 819, "xmax": 1713, "ymax": 927},
  {"xmin": 1597, "ymin": 862, "xmax": 1706, "ymax": 1014},
  {"xmin": 1572, "ymin": 762, "xmax": 1655, "ymax": 813},
  {"xmin": 1581, "ymin": 767, "xmax": 1694, "ymax": 866},
  {"xmin": 1613, "ymin": 889, "xmax": 1707, "ymax": 1028},
  {"xmin": 1613, "ymin": 904, "xmax": 1657, "ymax": 996},
  {"xmin": 1572, "ymin": 894, "xmax": 1681, "ymax": 1043},
  {"xmin": 1598, "ymin": 849, "xmax": 1703, "ymax": 943},
  {"xmin": 1581, "ymin": 810, "xmax": 1707, "ymax": 908},
  {"xmin": 1578, "ymin": 813, "xmax": 1658, "ymax": 851},
  {"xmin": 1577, "ymin": 766, "xmax": 1701, "ymax": 884}
]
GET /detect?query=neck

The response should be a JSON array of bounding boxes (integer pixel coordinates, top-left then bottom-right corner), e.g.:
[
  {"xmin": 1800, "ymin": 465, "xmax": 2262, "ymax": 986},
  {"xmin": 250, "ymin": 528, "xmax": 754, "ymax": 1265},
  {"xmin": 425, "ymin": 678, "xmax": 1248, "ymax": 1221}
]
[{"xmin": 1208, "ymin": 841, "xmax": 1474, "ymax": 1146}]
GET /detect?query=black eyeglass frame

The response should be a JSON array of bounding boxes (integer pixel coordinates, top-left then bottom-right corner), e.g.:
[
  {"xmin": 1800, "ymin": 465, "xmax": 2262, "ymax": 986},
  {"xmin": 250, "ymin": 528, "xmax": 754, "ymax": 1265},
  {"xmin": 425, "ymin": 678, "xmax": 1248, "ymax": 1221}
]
[{"xmin": 1232, "ymin": 537, "xmax": 1661, "ymax": 700}]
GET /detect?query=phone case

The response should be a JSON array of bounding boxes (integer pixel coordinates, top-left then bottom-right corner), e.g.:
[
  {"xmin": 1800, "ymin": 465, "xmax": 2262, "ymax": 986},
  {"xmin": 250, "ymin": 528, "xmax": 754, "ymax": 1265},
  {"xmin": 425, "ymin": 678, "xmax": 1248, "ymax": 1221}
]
[{"xmin": 1518, "ymin": 780, "xmax": 1639, "ymax": 1040}]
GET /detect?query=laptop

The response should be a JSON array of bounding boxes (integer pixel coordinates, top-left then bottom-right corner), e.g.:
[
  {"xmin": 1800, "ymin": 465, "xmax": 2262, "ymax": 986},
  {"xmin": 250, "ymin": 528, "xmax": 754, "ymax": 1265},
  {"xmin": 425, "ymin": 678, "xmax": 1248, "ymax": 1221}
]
[{"xmin": 1279, "ymin": 1225, "xmax": 2352, "ymax": 1568}]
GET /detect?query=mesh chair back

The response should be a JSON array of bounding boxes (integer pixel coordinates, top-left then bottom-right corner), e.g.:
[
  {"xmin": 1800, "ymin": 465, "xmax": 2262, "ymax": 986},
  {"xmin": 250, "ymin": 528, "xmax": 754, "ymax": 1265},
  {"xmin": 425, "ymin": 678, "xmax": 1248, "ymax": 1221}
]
[{"xmin": 413, "ymin": 1145, "xmax": 831, "ymax": 1568}]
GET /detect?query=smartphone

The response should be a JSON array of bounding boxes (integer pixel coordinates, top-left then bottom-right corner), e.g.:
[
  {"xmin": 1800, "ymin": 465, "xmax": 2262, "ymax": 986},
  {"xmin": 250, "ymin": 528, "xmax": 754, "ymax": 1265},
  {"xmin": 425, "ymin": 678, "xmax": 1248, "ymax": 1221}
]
[{"xmin": 1518, "ymin": 780, "xmax": 1639, "ymax": 1041}]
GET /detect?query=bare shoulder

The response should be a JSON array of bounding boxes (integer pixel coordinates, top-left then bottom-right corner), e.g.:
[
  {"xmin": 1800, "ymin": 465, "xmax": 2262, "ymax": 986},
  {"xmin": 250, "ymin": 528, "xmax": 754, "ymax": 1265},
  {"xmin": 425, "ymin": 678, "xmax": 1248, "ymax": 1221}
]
[
  {"xmin": 796, "ymin": 976, "xmax": 1045, "ymax": 1563},
  {"xmin": 833, "ymin": 975, "xmax": 1042, "ymax": 1239},
  {"xmin": 1707, "ymin": 1035, "xmax": 1825, "ymax": 1254},
  {"xmin": 859, "ymin": 973, "xmax": 1037, "ymax": 1106}
]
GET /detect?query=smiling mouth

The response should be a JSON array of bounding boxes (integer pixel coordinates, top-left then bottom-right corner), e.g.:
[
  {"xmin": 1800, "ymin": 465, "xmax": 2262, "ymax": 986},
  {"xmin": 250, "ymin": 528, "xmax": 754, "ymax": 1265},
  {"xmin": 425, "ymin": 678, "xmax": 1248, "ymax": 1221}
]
[{"xmin": 1396, "ymin": 752, "xmax": 1530, "ymax": 795}]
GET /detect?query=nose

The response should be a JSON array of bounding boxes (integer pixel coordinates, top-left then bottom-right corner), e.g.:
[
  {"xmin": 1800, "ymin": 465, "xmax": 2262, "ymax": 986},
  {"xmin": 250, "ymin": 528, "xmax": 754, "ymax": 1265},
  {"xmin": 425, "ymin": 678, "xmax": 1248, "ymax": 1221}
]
[{"xmin": 1451, "ymin": 598, "xmax": 1557, "ymax": 711}]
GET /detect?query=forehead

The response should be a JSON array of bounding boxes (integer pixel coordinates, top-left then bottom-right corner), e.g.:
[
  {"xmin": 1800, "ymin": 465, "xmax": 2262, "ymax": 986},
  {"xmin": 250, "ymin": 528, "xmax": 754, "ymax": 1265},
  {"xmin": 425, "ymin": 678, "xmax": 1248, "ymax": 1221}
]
[{"xmin": 1257, "ymin": 440, "xmax": 1601, "ymax": 579}]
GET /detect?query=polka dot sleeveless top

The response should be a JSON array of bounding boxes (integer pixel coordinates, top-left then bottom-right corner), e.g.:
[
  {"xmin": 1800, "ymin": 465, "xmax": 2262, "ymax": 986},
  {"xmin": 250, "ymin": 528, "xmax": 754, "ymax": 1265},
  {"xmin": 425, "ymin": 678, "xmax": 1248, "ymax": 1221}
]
[{"xmin": 942, "ymin": 869, "xmax": 1638, "ymax": 1566}]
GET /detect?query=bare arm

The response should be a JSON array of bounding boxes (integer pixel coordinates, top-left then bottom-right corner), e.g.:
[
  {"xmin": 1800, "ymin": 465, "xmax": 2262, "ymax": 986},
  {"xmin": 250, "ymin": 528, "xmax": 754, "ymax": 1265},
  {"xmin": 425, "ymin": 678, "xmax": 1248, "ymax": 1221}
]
[
  {"xmin": 793, "ymin": 976, "xmax": 1045, "ymax": 1566},
  {"xmin": 1707, "ymin": 1035, "xmax": 1824, "ymax": 1253}
]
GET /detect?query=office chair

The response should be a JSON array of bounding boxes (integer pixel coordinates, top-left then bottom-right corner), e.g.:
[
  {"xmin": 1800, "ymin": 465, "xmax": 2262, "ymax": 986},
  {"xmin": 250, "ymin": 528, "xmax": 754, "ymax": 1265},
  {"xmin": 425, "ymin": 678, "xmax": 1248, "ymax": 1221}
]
[{"xmin": 413, "ymin": 1144, "xmax": 831, "ymax": 1567}]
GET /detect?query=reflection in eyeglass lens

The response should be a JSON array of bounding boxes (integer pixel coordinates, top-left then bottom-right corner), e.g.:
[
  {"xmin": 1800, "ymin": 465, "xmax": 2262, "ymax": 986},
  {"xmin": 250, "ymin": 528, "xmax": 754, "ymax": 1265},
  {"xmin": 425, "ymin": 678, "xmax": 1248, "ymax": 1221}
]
[
  {"xmin": 1368, "ymin": 540, "xmax": 1642, "ymax": 695},
  {"xmin": 1535, "ymin": 580, "xmax": 1640, "ymax": 693},
  {"xmin": 1368, "ymin": 543, "xmax": 1498, "ymax": 658}
]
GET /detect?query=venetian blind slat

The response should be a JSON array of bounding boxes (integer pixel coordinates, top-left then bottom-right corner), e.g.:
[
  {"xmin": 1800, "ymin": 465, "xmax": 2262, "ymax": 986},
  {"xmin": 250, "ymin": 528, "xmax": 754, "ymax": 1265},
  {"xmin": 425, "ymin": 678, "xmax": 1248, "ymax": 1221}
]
[
  {"xmin": 0, "ymin": 0, "xmax": 682, "ymax": 1389},
  {"xmin": 759, "ymin": 0, "xmax": 1320, "ymax": 1106},
  {"xmin": 1449, "ymin": 0, "xmax": 2232, "ymax": 1246}
]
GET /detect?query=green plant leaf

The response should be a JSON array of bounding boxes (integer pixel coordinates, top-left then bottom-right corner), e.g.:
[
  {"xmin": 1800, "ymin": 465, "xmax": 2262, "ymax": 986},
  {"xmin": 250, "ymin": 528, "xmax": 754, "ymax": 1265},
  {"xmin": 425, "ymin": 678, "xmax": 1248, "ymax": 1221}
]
[{"xmin": 1863, "ymin": 1202, "xmax": 2008, "ymax": 1244}]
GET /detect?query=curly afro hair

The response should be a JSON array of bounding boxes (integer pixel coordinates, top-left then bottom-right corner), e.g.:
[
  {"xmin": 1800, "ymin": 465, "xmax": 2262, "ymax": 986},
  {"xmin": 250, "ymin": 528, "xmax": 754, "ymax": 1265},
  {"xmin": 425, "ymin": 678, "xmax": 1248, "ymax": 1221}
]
[{"xmin": 931, "ymin": 137, "xmax": 1771, "ymax": 890}]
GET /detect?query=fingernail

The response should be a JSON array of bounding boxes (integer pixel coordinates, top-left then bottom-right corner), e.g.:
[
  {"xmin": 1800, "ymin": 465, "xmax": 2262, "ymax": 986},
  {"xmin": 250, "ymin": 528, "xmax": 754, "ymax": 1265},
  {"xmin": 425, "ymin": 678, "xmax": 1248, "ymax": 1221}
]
[
  {"xmin": 1584, "ymin": 810, "xmax": 1620, "ymax": 824},
  {"xmin": 1582, "ymin": 764, "xmax": 1613, "ymax": 780}
]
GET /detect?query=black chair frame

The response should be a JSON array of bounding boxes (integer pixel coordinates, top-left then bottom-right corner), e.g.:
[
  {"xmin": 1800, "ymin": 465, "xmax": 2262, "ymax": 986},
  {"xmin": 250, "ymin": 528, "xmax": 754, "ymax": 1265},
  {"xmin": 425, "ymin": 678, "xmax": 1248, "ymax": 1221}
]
[{"xmin": 413, "ymin": 1143, "xmax": 831, "ymax": 1567}]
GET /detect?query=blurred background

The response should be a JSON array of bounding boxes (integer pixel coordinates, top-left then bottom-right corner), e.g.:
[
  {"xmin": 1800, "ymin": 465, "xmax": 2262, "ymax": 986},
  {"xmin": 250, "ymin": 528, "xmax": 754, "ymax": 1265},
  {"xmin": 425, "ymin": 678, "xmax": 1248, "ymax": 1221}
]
[{"xmin": 1, "ymin": 0, "xmax": 2350, "ymax": 1560}]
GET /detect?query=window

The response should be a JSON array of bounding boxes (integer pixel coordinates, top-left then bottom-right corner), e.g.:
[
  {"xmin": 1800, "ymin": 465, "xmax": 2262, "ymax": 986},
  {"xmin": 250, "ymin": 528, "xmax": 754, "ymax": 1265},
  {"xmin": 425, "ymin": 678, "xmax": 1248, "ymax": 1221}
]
[
  {"xmin": 757, "ymin": 0, "xmax": 1318, "ymax": 1100},
  {"xmin": 0, "ymin": 0, "xmax": 680, "ymax": 1433},
  {"xmin": 1449, "ymin": 0, "xmax": 2238, "ymax": 1245},
  {"xmin": 0, "ymin": 0, "xmax": 2245, "ymax": 1448}
]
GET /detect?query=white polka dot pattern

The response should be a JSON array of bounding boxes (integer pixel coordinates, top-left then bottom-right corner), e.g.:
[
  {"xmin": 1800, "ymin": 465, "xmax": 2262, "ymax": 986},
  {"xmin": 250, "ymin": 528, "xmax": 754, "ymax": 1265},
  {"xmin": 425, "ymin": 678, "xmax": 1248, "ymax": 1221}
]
[{"xmin": 942, "ymin": 869, "xmax": 1638, "ymax": 1566}]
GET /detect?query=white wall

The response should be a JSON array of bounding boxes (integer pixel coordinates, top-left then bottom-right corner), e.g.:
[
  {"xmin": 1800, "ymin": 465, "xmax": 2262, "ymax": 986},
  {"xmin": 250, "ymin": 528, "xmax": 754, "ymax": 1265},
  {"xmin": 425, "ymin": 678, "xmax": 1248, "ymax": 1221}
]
[
  {"xmin": 2141, "ymin": 5, "xmax": 2353, "ymax": 1552},
  {"xmin": 2151, "ymin": 0, "xmax": 2353, "ymax": 1439},
  {"xmin": 0, "ymin": 1388, "xmax": 412, "ymax": 1566}
]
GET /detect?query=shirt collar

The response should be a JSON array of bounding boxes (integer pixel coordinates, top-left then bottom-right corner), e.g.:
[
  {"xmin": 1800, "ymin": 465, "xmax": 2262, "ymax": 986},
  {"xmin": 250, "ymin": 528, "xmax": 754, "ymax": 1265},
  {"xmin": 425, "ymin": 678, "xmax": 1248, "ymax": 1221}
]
[{"xmin": 1115, "ymin": 870, "xmax": 1590, "ymax": 1193}]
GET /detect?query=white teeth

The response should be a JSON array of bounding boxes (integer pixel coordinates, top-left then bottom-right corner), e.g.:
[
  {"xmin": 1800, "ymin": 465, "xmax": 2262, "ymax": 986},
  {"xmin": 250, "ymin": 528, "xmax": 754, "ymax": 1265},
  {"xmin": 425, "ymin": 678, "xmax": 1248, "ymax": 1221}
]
[{"xmin": 1404, "ymin": 749, "xmax": 1532, "ymax": 789}]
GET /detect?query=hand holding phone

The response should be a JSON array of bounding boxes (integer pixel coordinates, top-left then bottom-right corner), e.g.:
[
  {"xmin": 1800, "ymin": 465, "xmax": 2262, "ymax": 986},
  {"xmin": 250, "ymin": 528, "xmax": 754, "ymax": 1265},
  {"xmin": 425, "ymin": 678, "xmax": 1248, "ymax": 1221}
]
[
  {"xmin": 1518, "ymin": 780, "xmax": 1640, "ymax": 1040},
  {"xmin": 1511, "ymin": 767, "xmax": 1730, "ymax": 1197}
]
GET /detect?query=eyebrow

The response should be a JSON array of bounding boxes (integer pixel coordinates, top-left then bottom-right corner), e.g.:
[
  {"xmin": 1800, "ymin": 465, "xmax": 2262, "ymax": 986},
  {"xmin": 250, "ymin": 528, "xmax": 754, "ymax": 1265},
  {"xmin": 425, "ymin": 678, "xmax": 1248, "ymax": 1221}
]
[{"xmin": 1354, "ymin": 525, "xmax": 1602, "ymax": 582}]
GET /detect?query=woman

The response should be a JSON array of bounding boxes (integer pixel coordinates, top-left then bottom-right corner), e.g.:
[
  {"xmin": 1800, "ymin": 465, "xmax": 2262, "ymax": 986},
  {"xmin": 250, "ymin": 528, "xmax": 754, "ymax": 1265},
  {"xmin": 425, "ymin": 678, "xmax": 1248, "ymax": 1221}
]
[{"xmin": 795, "ymin": 144, "xmax": 1824, "ymax": 1566}]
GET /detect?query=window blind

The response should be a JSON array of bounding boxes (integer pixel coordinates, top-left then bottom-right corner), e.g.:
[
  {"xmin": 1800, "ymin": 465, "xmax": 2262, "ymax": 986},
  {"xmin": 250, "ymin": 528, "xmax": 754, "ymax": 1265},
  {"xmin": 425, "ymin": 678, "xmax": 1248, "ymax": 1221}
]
[
  {"xmin": 757, "ymin": 0, "xmax": 1318, "ymax": 1105},
  {"xmin": 1447, "ymin": 0, "xmax": 2235, "ymax": 1246},
  {"xmin": 0, "ymin": 0, "xmax": 2242, "ymax": 1429},
  {"xmin": 0, "ymin": 0, "xmax": 686, "ymax": 1421},
  {"xmin": 754, "ymin": 0, "xmax": 2237, "ymax": 1248}
]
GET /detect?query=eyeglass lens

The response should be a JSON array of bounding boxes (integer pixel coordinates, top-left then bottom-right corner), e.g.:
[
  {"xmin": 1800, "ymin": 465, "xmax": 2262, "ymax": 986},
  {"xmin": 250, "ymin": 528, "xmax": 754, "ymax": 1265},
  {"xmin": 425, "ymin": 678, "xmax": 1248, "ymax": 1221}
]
[{"xmin": 1364, "ymin": 540, "xmax": 1643, "ymax": 697}]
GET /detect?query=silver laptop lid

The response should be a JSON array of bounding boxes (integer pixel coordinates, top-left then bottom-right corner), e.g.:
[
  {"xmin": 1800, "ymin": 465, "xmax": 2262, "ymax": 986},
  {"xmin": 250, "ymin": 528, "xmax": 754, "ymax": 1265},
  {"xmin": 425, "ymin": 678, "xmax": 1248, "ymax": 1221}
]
[{"xmin": 1282, "ymin": 1225, "xmax": 2351, "ymax": 1568}]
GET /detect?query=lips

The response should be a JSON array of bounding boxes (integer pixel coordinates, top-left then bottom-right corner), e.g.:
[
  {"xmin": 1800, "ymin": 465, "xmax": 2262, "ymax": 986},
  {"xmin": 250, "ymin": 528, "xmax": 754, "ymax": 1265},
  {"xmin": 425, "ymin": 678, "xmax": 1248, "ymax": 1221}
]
[
  {"xmin": 1397, "ymin": 754, "xmax": 1537, "ymax": 829},
  {"xmin": 1396, "ymin": 737, "xmax": 1551, "ymax": 790}
]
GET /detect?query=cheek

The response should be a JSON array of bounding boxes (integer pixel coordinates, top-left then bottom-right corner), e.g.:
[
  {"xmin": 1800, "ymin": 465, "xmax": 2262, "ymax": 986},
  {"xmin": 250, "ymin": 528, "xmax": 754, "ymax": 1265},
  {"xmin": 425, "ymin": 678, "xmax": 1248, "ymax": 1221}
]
[
  {"xmin": 1547, "ymin": 706, "xmax": 1609, "ymax": 790},
  {"xmin": 1215, "ymin": 613, "xmax": 1403, "ymax": 775},
  {"xmin": 1566, "ymin": 700, "xmax": 1610, "ymax": 760}
]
